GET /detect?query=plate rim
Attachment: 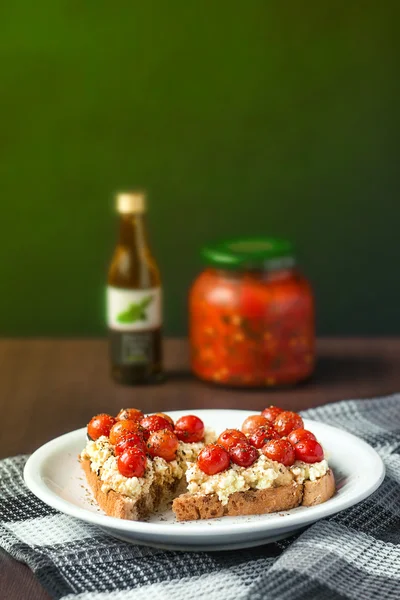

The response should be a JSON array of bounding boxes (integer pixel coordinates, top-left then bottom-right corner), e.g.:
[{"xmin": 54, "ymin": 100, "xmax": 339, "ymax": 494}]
[{"xmin": 24, "ymin": 409, "xmax": 386, "ymax": 539}]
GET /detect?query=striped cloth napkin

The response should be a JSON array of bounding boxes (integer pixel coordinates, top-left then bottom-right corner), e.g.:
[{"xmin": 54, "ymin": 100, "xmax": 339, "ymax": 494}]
[{"xmin": 0, "ymin": 394, "xmax": 399, "ymax": 600}]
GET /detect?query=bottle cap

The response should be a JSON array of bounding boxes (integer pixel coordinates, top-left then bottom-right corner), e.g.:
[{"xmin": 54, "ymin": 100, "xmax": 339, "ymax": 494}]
[{"xmin": 116, "ymin": 191, "xmax": 146, "ymax": 214}]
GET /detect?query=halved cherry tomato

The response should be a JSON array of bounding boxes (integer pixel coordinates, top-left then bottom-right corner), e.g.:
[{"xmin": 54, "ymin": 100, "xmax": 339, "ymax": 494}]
[
  {"xmin": 287, "ymin": 428, "xmax": 317, "ymax": 446},
  {"xmin": 140, "ymin": 415, "xmax": 174, "ymax": 438},
  {"xmin": 117, "ymin": 447, "xmax": 147, "ymax": 478},
  {"xmin": 109, "ymin": 420, "xmax": 144, "ymax": 445},
  {"xmin": 273, "ymin": 411, "xmax": 304, "ymax": 436},
  {"xmin": 116, "ymin": 408, "xmax": 144, "ymax": 422},
  {"xmin": 114, "ymin": 434, "xmax": 147, "ymax": 456},
  {"xmin": 261, "ymin": 439, "xmax": 295, "ymax": 466},
  {"xmin": 261, "ymin": 406, "xmax": 283, "ymax": 423},
  {"xmin": 217, "ymin": 429, "xmax": 248, "ymax": 451},
  {"xmin": 248, "ymin": 425, "xmax": 280, "ymax": 449},
  {"xmin": 87, "ymin": 414, "xmax": 116, "ymax": 441},
  {"xmin": 152, "ymin": 412, "xmax": 174, "ymax": 426},
  {"xmin": 294, "ymin": 439, "xmax": 324, "ymax": 463},
  {"xmin": 229, "ymin": 442, "xmax": 258, "ymax": 467},
  {"xmin": 241, "ymin": 415, "xmax": 269, "ymax": 435},
  {"xmin": 147, "ymin": 429, "xmax": 179, "ymax": 462},
  {"xmin": 197, "ymin": 444, "xmax": 231, "ymax": 475},
  {"xmin": 174, "ymin": 415, "xmax": 205, "ymax": 443}
]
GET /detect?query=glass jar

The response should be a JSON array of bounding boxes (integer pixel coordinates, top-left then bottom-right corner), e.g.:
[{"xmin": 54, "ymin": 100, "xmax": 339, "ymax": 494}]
[{"xmin": 189, "ymin": 237, "xmax": 315, "ymax": 387}]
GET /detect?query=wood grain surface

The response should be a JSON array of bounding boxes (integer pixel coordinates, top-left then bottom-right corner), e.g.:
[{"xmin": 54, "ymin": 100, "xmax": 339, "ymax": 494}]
[{"xmin": 1, "ymin": 337, "xmax": 399, "ymax": 600}]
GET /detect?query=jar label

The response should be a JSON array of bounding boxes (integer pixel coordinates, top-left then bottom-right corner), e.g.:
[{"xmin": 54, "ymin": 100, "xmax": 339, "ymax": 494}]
[{"xmin": 107, "ymin": 287, "xmax": 162, "ymax": 331}]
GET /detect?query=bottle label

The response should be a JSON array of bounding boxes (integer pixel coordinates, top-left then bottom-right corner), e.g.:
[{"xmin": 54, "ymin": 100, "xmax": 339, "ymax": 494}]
[
  {"xmin": 107, "ymin": 287, "xmax": 162, "ymax": 331},
  {"xmin": 109, "ymin": 330, "xmax": 161, "ymax": 367}
]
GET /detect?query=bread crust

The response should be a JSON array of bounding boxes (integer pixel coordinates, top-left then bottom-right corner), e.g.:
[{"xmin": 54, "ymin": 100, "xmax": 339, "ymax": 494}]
[
  {"xmin": 82, "ymin": 457, "xmax": 335, "ymax": 523},
  {"xmin": 172, "ymin": 469, "xmax": 335, "ymax": 521}
]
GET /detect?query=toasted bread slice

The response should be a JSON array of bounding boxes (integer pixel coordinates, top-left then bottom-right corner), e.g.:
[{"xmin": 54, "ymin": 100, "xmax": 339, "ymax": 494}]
[
  {"xmin": 172, "ymin": 469, "xmax": 335, "ymax": 521},
  {"xmin": 81, "ymin": 457, "xmax": 182, "ymax": 520}
]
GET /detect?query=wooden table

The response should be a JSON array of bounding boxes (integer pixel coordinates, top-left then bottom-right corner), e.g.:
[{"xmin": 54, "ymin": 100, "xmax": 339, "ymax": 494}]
[{"xmin": 1, "ymin": 337, "xmax": 399, "ymax": 599}]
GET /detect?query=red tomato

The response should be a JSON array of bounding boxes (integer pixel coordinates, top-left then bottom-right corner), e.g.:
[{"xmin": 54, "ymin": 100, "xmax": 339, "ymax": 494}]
[
  {"xmin": 140, "ymin": 415, "xmax": 174, "ymax": 439},
  {"xmin": 117, "ymin": 447, "xmax": 147, "ymax": 478},
  {"xmin": 229, "ymin": 442, "xmax": 258, "ymax": 468},
  {"xmin": 197, "ymin": 444, "xmax": 231, "ymax": 475},
  {"xmin": 287, "ymin": 428, "xmax": 317, "ymax": 446},
  {"xmin": 147, "ymin": 430, "xmax": 179, "ymax": 462},
  {"xmin": 174, "ymin": 415, "xmax": 205, "ymax": 443},
  {"xmin": 152, "ymin": 412, "xmax": 174, "ymax": 427},
  {"xmin": 109, "ymin": 420, "xmax": 144, "ymax": 445},
  {"xmin": 240, "ymin": 283, "xmax": 266, "ymax": 320},
  {"xmin": 114, "ymin": 434, "xmax": 147, "ymax": 456},
  {"xmin": 241, "ymin": 415, "xmax": 269, "ymax": 435},
  {"xmin": 116, "ymin": 408, "xmax": 144, "ymax": 422},
  {"xmin": 248, "ymin": 425, "xmax": 280, "ymax": 449},
  {"xmin": 273, "ymin": 411, "xmax": 304, "ymax": 436},
  {"xmin": 261, "ymin": 439, "xmax": 295, "ymax": 466},
  {"xmin": 217, "ymin": 429, "xmax": 248, "ymax": 451},
  {"xmin": 261, "ymin": 406, "xmax": 283, "ymax": 423},
  {"xmin": 294, "ymin": 439, "xmax": 324, "ymax": 463},
  {"xmin": 87, "ymin": 414, "xmax": 116, "ymax": 441}
]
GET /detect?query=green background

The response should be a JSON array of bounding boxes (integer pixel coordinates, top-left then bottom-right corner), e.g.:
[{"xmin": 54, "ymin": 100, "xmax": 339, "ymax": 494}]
[{"xmin": 0, "ymin": 2, "xmax": 398, "ymax": 336}]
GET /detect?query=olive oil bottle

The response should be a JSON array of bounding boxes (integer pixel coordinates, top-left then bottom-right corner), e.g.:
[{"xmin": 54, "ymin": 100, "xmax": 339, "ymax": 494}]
[{"xmin": 107, "ymin": 191, "xmax": 163, "ymax": 384}]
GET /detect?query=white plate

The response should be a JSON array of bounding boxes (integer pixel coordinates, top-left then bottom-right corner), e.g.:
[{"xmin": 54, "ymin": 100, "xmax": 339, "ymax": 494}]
[{"xmin": 24, "ymin": 409, "xmax": 385, "ymax": 551}]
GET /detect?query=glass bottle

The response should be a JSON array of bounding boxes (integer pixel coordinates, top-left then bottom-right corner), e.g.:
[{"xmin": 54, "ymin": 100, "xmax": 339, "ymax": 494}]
[{"xmin": 107, "ymin": 191, "xmax": 163, "ymax": 384}]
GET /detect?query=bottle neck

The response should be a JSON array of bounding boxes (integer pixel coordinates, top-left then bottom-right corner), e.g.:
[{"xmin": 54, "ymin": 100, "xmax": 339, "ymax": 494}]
[{"xmin": 118, "ymin": 213, "xmax": 149, "ymax": 248}]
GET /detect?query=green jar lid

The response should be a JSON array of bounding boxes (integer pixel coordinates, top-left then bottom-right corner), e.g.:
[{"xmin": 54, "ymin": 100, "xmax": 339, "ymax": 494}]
[{"xmin": 201, "ymin": 237, "xmax": 295, "ymax": 270}]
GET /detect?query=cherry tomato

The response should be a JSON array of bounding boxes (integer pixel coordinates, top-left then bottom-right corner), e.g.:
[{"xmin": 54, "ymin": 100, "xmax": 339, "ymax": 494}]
[
  {"xmin": 174, "ymin": 415, "xmax": 205, "ymax": 443},
  {"xmin": 117, "ymin": 447, "xmax": 147, "ymax": 478},
  {"xmin": 287, "ymin": 428, "xmax": 317, "ymax": 446},
  {"xmin": 248, "ymin": 425, "xmax": 280, "ymax": 449},
  {"xmin": 152, "ymin": 412, "xmax": 174, "ymax": 426},
  {"xmin": 114, "ymin": 434, "xmax": 147, "ymax": 456},
  {"xmin": 109, "ymin": 420, "xmax": 144, "ymax": 445},
  {"xmin": 294, "ymin": 439, "xmax": 324, "ymax": 463},
  {"xmin": 147, "ymin": 429, "xmax": 179, "ymax": 462},
  {"xmin": 261, "ymin": 439, "xmax": 295, "ymax": 466},
  {"xmin": 273, "ymin": 411, "xmax": 304, "ymax": 436},
  {"xmin": 241, "ymin": 415, "xmax": 269, "ymax": 435},
  {"xmin": 261, "ymin": 406, "xmax": 283, "ymax": 423},
  {"xmin": 116, "ymin": 408, "xmax": 144, "ymax": 422},
  {"xmin": 217, "ymin": 429, "xmax": 248, "ymax": 451},
  {"xmin": 229, "ymin": 442, "xmax": 258, "ymax": 468},
  {"xmin": 140, "ymin": 415, "xmax": 174, "ymax": 439},
  {"xmin": 197, "ymin": 444, "xmax": 231, "ymax": 475},
  {"xmin": 87, "ymin": 414, "xmax": 116, "ymax": 441}
]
